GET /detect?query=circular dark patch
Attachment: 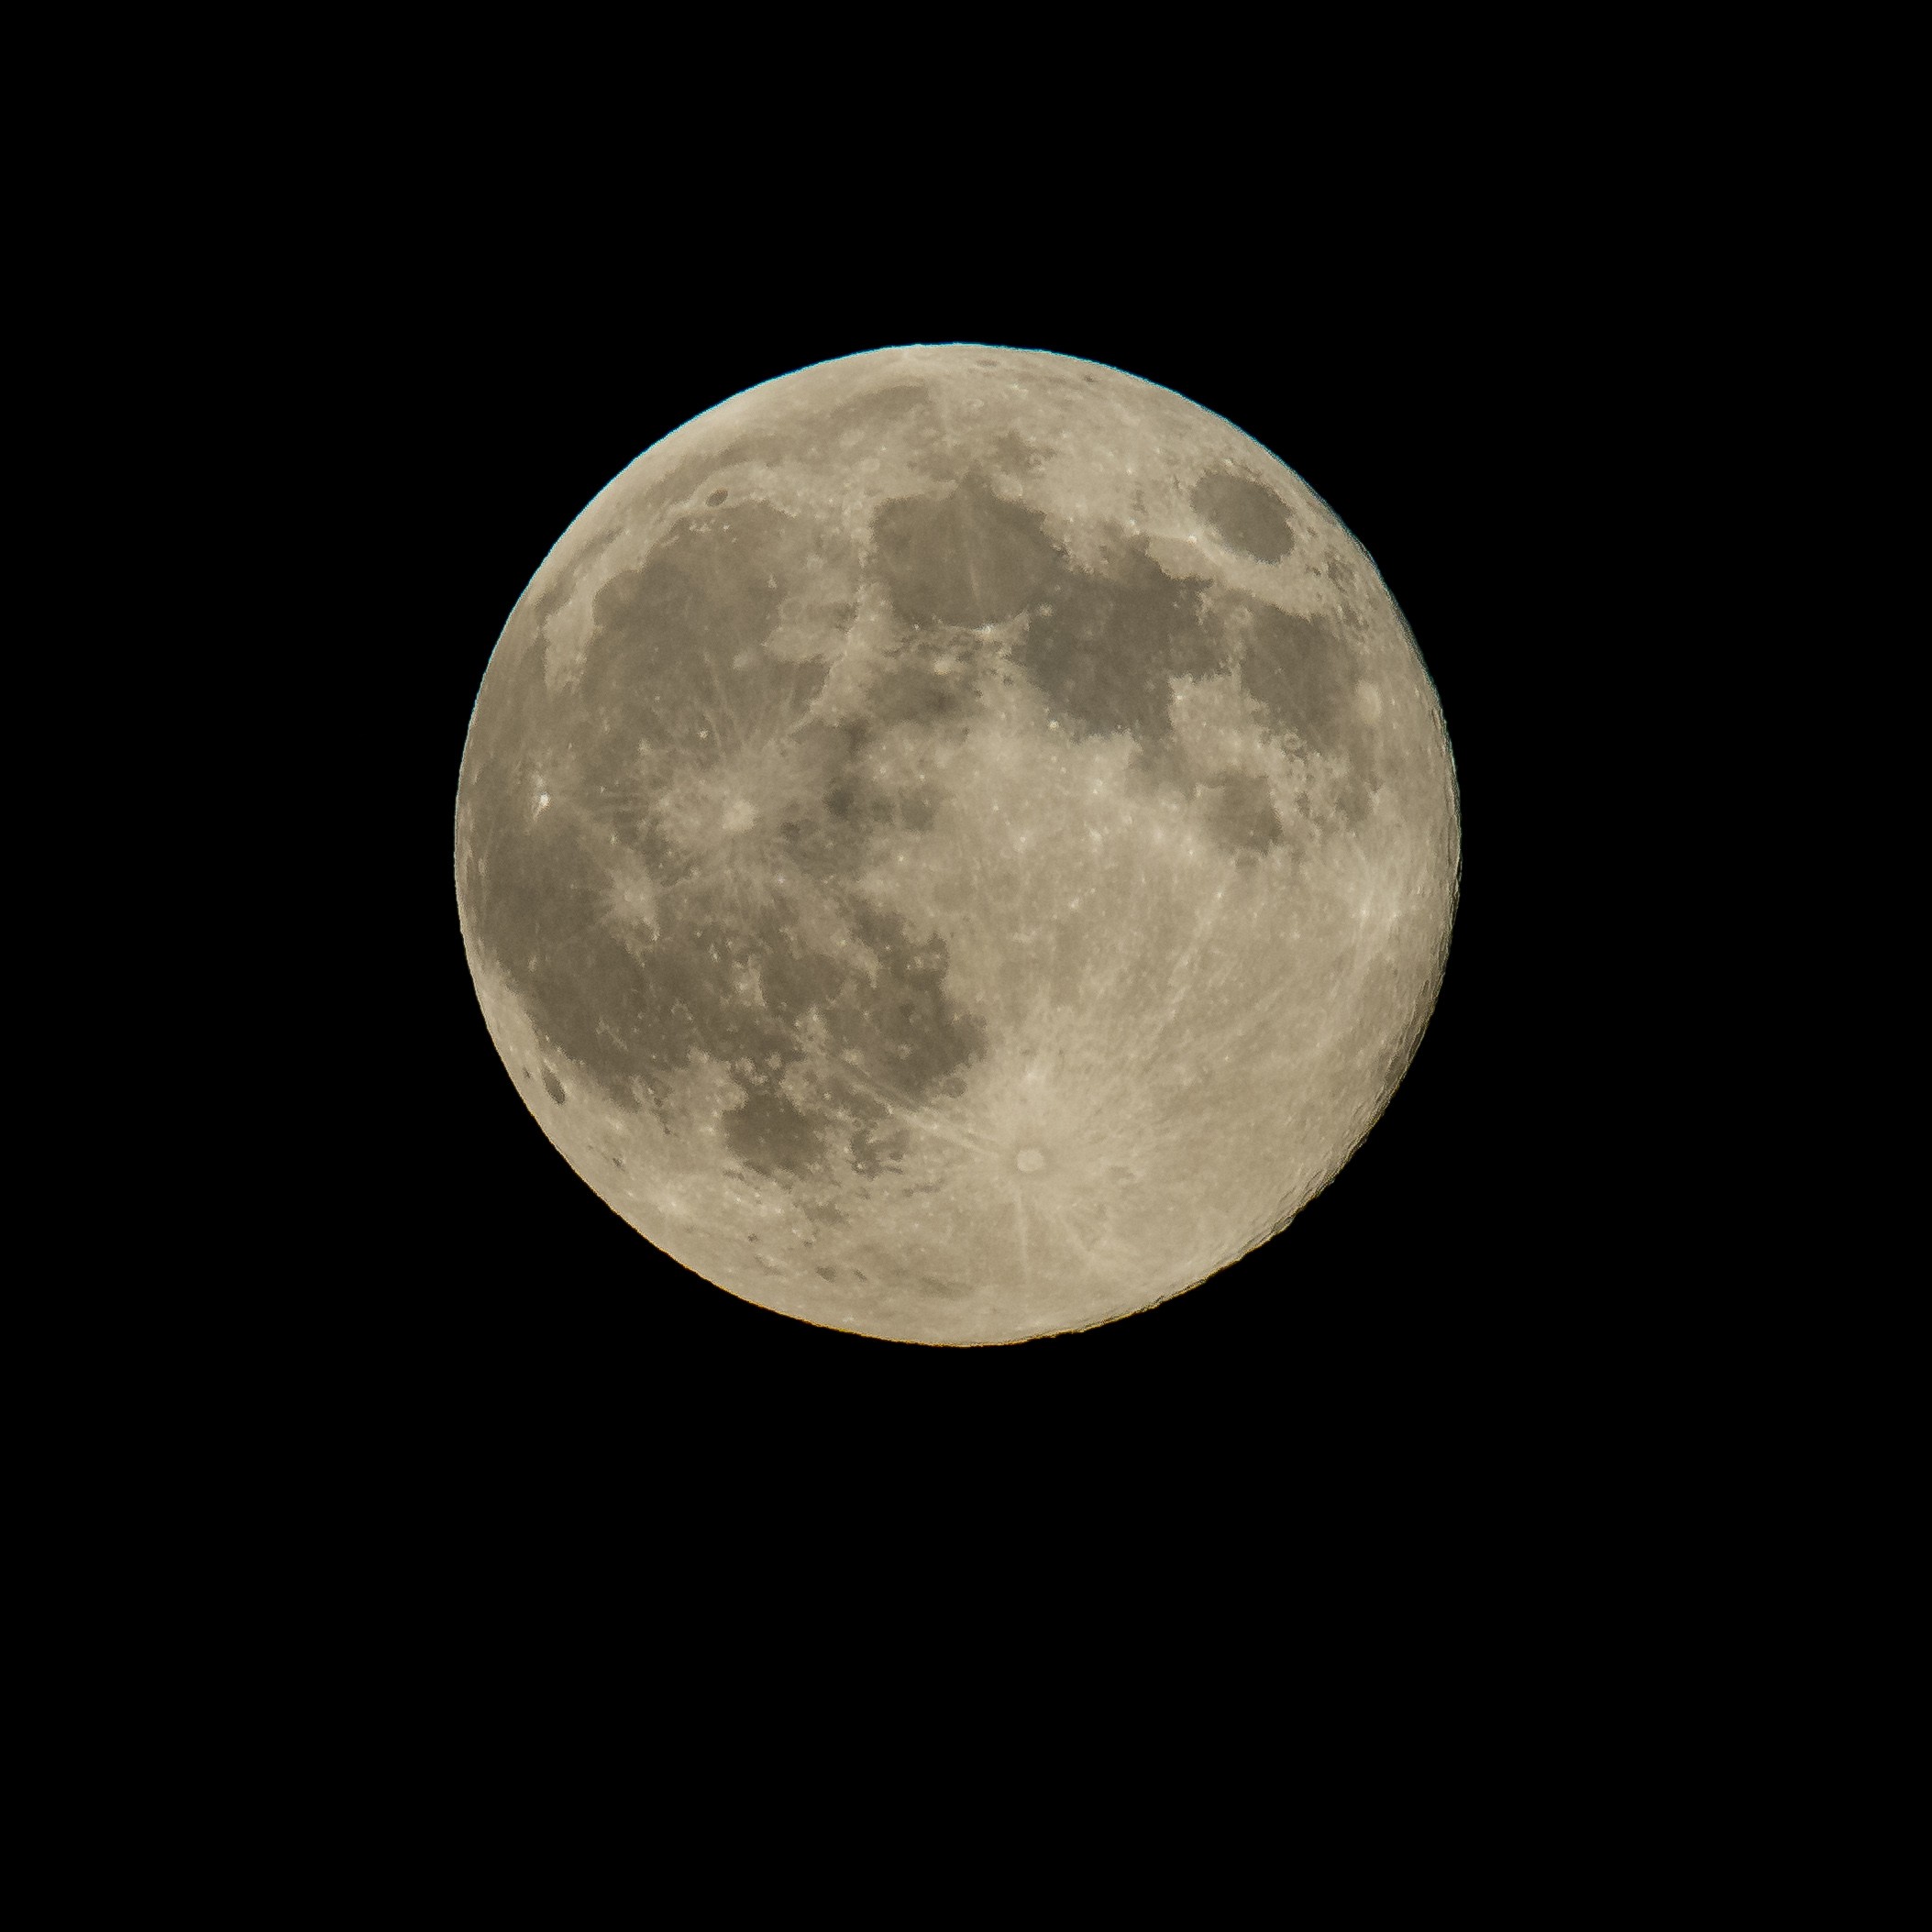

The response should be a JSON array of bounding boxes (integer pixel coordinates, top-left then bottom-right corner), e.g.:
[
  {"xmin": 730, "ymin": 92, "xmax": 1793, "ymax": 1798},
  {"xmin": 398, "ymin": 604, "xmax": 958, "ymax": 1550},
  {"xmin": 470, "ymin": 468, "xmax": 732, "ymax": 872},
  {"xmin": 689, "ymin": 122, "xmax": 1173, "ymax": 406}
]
[
  {"xmin": 1191, "ymin": 472, "xmax": 1295, "ymax": 565},
  {"xmin": 707, "ymin": 488, "xmax": 729, "ymax": 506}
]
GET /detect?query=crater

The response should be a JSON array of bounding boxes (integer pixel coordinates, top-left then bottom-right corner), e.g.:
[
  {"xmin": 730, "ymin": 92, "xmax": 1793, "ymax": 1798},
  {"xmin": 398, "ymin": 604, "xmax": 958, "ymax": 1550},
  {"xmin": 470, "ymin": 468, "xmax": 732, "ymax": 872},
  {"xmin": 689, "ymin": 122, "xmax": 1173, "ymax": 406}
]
[{"xmin": 1192, "ymin": 472, "xmax": 1295, "ymax": 564}]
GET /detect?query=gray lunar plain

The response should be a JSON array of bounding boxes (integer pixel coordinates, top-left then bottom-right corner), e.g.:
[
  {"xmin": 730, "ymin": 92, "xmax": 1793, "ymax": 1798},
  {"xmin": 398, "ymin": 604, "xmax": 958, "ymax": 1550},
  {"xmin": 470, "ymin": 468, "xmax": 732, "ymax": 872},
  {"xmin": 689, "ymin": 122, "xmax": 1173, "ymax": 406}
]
[{"xmin": 455, "ymin": 346, "xmax": 1459, "ymax": 1344}]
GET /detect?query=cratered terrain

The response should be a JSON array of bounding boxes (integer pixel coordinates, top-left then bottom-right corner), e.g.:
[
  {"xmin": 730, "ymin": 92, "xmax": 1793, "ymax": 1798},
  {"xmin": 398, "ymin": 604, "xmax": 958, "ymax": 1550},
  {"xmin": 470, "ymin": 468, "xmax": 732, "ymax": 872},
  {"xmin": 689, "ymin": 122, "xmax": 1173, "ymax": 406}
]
[{"xmin": 456, "ymin": 346, "xmax": 1459, "ymax": 1344}]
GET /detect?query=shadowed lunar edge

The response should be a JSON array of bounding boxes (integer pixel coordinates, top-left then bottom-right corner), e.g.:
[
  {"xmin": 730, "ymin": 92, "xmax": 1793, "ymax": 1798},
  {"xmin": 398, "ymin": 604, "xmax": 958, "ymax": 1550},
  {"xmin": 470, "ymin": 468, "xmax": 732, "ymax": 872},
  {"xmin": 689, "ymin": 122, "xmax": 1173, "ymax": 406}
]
[{"xmin": 455, "ymin": 348, "xmax": 1458, "ymax": 1343}]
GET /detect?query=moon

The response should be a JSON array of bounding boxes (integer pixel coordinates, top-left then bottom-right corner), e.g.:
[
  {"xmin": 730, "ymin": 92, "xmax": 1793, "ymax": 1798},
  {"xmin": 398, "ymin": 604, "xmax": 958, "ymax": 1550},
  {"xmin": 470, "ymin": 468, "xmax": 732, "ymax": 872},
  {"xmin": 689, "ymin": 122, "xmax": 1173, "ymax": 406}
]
[{"xmin": 455, "ymin": 346, "xmax": 1458, "ymax": 1344}]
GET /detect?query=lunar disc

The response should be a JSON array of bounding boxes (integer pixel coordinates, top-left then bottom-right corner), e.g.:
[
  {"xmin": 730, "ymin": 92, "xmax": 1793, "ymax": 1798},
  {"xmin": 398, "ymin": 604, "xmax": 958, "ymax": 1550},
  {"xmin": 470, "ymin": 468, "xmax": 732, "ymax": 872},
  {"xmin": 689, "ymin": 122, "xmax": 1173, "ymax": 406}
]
[{"xmin": 455, "ymin": 345, "xmax": 1459, "ymax": 1344}]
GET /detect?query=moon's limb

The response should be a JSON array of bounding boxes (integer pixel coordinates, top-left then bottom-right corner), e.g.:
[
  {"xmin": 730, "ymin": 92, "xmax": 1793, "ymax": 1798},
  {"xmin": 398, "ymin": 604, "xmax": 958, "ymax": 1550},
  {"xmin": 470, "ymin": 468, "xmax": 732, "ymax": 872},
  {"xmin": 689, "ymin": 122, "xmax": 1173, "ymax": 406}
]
[{"xmin": 455, "ymin": 346, "xmax": 1459, "ymax": 1343}]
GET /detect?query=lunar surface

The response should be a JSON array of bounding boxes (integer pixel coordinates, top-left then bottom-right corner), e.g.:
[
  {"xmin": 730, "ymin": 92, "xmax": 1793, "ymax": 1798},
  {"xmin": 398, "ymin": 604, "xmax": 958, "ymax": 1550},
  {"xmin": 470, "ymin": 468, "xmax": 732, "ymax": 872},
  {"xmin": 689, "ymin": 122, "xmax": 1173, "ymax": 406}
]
[{"xmin": 455, "ymin": 347, "xmax": 1458, "ymax": 1344}]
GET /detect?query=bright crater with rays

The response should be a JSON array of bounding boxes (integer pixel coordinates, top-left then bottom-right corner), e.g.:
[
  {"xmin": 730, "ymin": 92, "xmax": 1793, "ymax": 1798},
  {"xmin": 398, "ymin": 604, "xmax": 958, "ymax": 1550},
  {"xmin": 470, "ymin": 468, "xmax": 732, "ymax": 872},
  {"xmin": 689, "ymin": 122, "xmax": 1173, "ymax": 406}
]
[{"xmin": 456, "ymin": 346, "xmax": 1458, "ymax": 1343}]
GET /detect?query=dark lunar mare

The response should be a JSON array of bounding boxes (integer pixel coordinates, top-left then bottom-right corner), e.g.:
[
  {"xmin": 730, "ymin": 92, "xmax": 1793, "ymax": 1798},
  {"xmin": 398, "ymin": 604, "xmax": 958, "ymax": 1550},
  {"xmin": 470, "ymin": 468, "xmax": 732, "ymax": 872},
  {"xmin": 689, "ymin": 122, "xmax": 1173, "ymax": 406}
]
[
  {"xmin": 871, "ymin": 475, "xmax": 1221, "ymax": 749},
  {"xmin": 1191, "ymin": 471, "xmax": 1297, "ymax": 564},
  {"xmin": 1234, "ymin": 596, "xmax": 1374, "ymax": 823},
  {"xmin": 460, "ymin": 497, "xmax": 988, "ymax": 1182},
  {"xmin": 867, "ymin": 473, "xmax": 1374, "ymax": 836}
]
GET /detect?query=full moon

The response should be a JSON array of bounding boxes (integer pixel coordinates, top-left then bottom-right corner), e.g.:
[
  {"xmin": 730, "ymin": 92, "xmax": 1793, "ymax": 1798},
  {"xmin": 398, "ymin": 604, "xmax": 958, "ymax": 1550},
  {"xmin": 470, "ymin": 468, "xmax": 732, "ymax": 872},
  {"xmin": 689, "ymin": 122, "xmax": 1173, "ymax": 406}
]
[{"xmin": 455, "ymin": 347, "xmax": 1458, "ymax": 1343}]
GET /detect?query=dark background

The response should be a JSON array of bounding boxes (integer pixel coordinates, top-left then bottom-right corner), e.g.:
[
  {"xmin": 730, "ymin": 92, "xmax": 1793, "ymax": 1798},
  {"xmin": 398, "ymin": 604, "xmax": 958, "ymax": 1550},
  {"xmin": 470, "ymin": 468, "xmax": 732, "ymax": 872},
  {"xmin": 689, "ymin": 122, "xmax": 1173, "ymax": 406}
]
[
  {"xmin": 304, "ymin": 226, "xmax": 1630, "ymax": 1526},
  {"xmin": 39, "ymin": 77, "xmax": 1838, "ymax": 1843}
]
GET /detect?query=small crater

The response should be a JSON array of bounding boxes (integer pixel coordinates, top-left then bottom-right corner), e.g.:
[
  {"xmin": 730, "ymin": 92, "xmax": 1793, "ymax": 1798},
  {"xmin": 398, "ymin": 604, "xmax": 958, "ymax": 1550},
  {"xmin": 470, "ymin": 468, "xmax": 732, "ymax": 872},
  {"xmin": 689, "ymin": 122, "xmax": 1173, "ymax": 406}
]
[
  {"xmin": 1016, "ymin": 1147, "xmax": 1045, "ymax": 1173},
  {"xmin": 707, "ymin": 488, "xmax": 729, "ymax": 506},
  {"xmin": 542, "ymin": 1068, "xmax": 567, "ymax": 1104},
  {"xmin": 815, "ymin": 1264, "xmax": 838, "ymax": 1282}
]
